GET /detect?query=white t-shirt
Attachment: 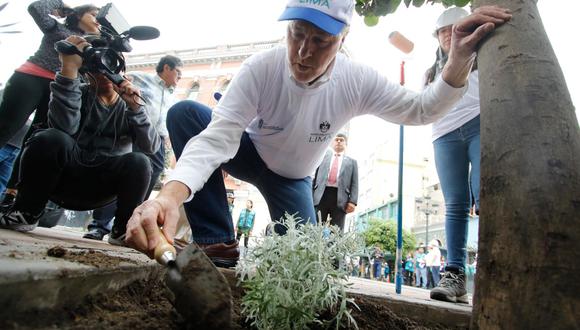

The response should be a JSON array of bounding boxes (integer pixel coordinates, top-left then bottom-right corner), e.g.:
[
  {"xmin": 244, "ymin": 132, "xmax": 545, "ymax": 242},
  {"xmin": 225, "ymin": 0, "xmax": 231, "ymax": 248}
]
[
  {"xmin": 425, "ymin": 247, "xmax": 442, "ymax": 267},
  {"xmin": 170, "ymin": 46, "xmax": 466, "ymax": 202},
  {"xmin": 431, "ymin": 70, "xmax": 480, "ymax": 141}
]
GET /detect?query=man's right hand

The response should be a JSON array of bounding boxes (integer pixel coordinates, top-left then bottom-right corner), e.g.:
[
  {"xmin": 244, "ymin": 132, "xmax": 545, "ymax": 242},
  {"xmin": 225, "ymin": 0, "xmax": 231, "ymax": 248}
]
[
  {"xmin": 125, "ymin": 181, "xmax": 190, "ymax": 258},
  {"xmin": 58, "ymin": 36, "xmax": 90, "ymax": 79}
]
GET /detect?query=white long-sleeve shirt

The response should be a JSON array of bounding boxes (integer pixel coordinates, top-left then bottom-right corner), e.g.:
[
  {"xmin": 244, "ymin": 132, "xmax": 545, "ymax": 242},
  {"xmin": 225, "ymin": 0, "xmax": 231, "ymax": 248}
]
[{"xmin": 169, "ymin": 46, "xmax": 465, "ymax": 202}]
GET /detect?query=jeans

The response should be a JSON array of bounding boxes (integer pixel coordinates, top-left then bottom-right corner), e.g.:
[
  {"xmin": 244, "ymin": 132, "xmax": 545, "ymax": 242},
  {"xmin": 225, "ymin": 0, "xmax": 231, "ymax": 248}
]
[
  {"xmin": 433, "ymin": 115, "xmax": 480, "ymax": 269},
  {"xmin": 416, "ymin": 267, "xmax": 427, "ymax": 288},
  {"xmin": 167, "ymin": 100, "xmax": 317, "ymax": 244},
  {"xmin": 0, "ymin": 145, "xmax": 19, "ymax": 195},
  {"xmin": 430, "ymin": 266, "xmax": 441, "ymax": 286},
  {"xmin": 87, "ymin": 140, "xmax": 166, "ymax": 234},
  {"xmin": 373, "ymin": 262, "xmax": 382, "ymax": 279}
]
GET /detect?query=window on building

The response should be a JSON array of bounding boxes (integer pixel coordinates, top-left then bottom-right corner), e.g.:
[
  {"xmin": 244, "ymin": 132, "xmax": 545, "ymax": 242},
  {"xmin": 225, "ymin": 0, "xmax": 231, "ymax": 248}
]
[{"xmin": 187, "ymin": 82, "xmax": 200, "ymax": 100}]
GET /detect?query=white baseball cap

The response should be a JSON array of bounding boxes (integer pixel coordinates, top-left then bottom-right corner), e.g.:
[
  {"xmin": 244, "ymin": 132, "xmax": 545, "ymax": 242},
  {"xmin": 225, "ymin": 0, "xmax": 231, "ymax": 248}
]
[
  {"xmin": 433, "ymin": 7, "xmax": 469, "ymax": 37},
  {"xmin": 278, "ymin": 0, "xmax": 354, "ymax": 36}
]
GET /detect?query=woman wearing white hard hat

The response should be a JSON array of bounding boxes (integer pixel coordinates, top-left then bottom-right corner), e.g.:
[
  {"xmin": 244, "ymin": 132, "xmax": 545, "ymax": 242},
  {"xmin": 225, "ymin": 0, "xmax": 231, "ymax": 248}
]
[
  {"xmin": 425, "ymin": 6, "xmax": 479, "ymax": 304},
  {"xmin": 425, "ymin": 239, "xmax": 442, "ymax": 287}
]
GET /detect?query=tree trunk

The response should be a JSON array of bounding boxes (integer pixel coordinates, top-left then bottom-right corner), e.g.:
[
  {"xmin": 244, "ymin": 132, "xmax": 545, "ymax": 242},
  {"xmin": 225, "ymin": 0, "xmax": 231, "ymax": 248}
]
[{"xmin": 472, "ymin": 0, "xmax": 580, "ymax": 328}]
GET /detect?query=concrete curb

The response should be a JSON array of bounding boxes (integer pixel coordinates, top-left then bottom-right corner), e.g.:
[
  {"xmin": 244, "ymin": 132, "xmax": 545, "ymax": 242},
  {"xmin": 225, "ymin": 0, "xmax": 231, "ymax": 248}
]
[
  {"xmin": 0, "ymin": 227, "xmax": 163, "ymax": 317},
  {"xmin": 0, "ymin": 260, "xmax": 163, "ymax": 316}
]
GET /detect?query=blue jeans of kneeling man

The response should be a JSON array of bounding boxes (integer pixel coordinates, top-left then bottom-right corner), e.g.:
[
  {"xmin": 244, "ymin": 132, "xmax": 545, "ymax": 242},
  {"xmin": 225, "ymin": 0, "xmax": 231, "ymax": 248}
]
[{"xmin": 167, "ymin": 100, "xmax": 317, "ymax": 245}]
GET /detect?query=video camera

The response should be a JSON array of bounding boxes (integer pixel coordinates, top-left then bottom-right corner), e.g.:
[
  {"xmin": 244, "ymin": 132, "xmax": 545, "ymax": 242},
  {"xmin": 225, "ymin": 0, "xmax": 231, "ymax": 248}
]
[{"xmin": 55, "ymin": 3, "xmax": 159, "ymax": 85}]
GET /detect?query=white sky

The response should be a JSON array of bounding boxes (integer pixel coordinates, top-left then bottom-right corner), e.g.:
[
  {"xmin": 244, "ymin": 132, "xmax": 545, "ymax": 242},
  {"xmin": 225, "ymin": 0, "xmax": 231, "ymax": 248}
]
[{"xmin": 1, "ymin": 0, "xmax": 577, "ymax": 107}]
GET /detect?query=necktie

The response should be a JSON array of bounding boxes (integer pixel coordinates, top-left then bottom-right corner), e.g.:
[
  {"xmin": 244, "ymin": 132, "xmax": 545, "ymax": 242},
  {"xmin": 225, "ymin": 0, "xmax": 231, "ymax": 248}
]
[{"xmin": 327, "ymin": 154, "xmax": 339, "ymax": 185}]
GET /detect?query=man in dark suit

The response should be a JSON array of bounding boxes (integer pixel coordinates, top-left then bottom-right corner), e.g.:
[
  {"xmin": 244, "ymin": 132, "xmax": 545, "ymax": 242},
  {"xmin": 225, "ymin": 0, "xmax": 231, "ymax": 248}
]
[{"xmin": 313, "ymin": 133, "xmax": 358, "ymax": 230}]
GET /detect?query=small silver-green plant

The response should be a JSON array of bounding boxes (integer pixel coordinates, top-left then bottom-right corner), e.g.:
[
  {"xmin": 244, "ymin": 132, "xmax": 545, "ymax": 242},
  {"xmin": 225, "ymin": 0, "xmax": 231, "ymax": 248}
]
[{"xmin": 236, "ymin": 213, "xmax": 362, "ymax": 330}]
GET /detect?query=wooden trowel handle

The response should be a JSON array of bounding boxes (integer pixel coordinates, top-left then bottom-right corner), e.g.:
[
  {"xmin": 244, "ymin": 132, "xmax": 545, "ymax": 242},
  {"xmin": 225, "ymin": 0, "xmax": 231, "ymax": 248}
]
[{"xmin": 154, "ymin": 227, "xmax": 177, "ymax": 265}]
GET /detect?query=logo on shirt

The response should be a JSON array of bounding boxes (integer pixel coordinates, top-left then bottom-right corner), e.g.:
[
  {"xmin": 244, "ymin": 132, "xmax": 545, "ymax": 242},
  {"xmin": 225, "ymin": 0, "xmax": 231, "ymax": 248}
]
[
  {"xmin": 319, "ymin": 121, "xmax": 330, "ymax": 133},
  {"xmin": 309, "ymin": 121, "xmax": 332, "ymax": 143}
]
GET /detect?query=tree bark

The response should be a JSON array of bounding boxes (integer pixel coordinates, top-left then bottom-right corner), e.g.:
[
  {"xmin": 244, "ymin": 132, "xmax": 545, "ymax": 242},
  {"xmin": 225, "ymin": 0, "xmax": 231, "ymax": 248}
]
[{"xmin": 472, "ymin": 0, "xmax": 580, "ymax": 328}]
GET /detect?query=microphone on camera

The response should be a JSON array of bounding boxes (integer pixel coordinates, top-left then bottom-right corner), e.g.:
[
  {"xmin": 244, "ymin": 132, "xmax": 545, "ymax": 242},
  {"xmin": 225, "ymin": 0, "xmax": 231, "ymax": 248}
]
[{"xmin": 125, "ymin": 26, "xmax": 160, "ymax": 41}]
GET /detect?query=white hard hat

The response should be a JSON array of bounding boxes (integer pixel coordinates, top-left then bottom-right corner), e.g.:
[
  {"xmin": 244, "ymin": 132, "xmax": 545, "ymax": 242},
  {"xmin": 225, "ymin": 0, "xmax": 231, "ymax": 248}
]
[
  {"xmin": 433, "ymin": 7, "xmax": 469, "ymax": 37},
  {"xmin": 429, "ymin": 239, "xmax": 440, "ymax": 248}
]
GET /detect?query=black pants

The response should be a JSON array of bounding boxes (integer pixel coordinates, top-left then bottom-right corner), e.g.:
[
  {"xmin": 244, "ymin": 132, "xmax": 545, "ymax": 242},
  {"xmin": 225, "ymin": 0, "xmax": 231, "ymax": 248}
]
[
  {"xmin": 92, "ymin": 139, "xmax": 166, "ymax": 223},
  {"xmin": 14, "ymin": 129, "xmax": 151, "ymax": 232},
  {"xmin": 236, "ymin": 231, "xmax": 250, "ymax": 248},
  {"xmin": 0, "ymin": 72, "xmax": 52, "ymax": 148},
  {"xmin": 1, "ymin": 72, "xmax": 54, "ymax": 190},
  {"xmin": 315, "ymin": 187, "xmax": 346, "ymax": 230}
]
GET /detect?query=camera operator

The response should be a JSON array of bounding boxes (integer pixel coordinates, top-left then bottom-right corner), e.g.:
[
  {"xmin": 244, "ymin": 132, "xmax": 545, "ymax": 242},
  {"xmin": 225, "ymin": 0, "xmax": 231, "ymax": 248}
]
[
  {"xmin": 84, "ymin": 55, "xmax": 183, "ymax": 241},
  {"xmin": 0, "ymin": 35, "xmax": 160, "ymax": 244}
]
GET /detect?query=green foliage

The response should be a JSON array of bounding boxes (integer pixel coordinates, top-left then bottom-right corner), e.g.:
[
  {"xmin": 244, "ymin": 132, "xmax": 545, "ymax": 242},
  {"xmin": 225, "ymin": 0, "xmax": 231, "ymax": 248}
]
[
  {"xmin": 362, "ymin": 218, "xmax": 416, "ymax": 256},
  {"xmin": 357, "ymin": 0, "xmax": 471, "ymax": 25},
  {"xmin": 356, "ymin": 0, "xmax": 401, "ymax": 24},
  {"xmin": 236, "ymin": 214, "xmax": 364, "ymax": 330}
]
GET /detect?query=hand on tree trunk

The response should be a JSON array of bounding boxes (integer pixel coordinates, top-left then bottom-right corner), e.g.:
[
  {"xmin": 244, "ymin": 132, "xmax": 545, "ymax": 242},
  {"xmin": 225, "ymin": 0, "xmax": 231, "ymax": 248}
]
[{"xmin": 443, "ymin": 6, "xmax": 512, "ymax": 88}]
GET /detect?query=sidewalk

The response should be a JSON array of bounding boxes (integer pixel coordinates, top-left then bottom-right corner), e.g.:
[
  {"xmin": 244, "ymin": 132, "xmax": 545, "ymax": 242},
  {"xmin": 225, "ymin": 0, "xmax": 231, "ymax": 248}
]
[{"xmin": 0, "ymin": 226, "xmax": 161, "ymax": 317}]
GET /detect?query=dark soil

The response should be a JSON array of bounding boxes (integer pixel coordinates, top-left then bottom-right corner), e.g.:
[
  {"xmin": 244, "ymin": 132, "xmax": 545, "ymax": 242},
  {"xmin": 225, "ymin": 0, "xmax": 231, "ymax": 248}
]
[
  {"xmin": 1, "ymin": 279, "xmax": 456, "ymax": 330},
  {"xmin": 348, "ymin": 295, "xmax": 451, "ymax": 330},
  {"xmin": 46, "ymin": 245, "xmax": 138, "ymax": 268},
  {"xmin": 0, "ymin": 278, "xmax": 181, "ymax": 330},
  {"xmin": 2, "ymin": 251, "xmax": 458, "ymax": 329}
]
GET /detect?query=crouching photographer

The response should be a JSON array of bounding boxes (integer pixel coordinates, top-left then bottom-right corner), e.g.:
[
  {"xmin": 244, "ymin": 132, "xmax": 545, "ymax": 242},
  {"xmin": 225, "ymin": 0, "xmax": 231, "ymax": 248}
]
[{"xmin": 0, "ymin": 35, "xmax": 160, "ymax": 246}]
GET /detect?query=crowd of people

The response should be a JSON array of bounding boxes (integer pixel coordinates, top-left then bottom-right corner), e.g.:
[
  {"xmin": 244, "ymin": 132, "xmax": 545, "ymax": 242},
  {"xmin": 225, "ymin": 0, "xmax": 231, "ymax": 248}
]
[{"xmin": 0, "ymin": 0, "xmax": 511, "ymax": 305}]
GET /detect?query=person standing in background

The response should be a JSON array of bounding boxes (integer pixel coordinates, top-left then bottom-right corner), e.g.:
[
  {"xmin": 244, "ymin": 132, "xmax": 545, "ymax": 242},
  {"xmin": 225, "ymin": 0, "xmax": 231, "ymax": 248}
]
[
  {"xmin": 235, "ymin": 199, "xmax": 256, "ymax": 249},
  {"xmin": 425, "ymin": 7, "xmax": 481, "ymax": 304},
  {"xmin": 312, "ymin": 133, "xmax": 358, "ymax": 231}
]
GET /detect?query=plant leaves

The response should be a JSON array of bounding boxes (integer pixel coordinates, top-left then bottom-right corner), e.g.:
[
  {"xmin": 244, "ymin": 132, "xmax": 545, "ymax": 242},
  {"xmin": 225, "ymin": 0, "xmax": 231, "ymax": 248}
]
[
  {"xmin": 442, "ymin": 0, "xmax": 455, "ymax": 7},
  {"xmin": 412, "ymin": 0, "xmax": 425, "ymax": 7},
  {"xmin": 364, "ymin": 14, "xmax": 379, "ymax": 26},
  {"xmin": 454, "ymin": 0, "xmax": 471, "ymax": 7},
  {"xmin": 388, "ymin": 0, "xmax": 402, "ymax": 13}
]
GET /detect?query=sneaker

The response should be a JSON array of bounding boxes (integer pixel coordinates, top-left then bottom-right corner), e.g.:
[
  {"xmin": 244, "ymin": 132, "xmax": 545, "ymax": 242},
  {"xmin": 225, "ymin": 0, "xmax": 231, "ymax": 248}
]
[
  {"xmin": 430, "ymin": 268, "xmax": 469, "ymax": 304},
  {"xmin": 83, "ymin": 229, "xmax": 107, "ymax": 241},
  {"xmin": 0, "ymin": 193, "xmax": 16, "ymax": 211},
  {"xmin": 107, "ymin": 227, "xmax": 127, "ymax": 247},
  {"xmin": 0, "ymin": 208, "xmax": 43, "ymax": 232},
  {"xmin": 198, "ymin": 240, "xmax": 240, "ymax": 268}
]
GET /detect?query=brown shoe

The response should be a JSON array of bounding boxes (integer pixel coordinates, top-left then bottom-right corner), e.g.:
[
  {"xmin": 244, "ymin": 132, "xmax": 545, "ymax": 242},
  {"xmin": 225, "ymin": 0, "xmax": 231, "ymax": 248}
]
[{"xmin": 197, "ymin": 240, "xmax": 240, "ymax": 268}]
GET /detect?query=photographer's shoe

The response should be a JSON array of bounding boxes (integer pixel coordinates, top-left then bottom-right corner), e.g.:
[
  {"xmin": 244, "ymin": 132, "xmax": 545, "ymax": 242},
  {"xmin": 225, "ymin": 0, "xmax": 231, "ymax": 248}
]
[
  {"xmin": 0, "ymin": 208, "xmax": 43, "ymax": 232},
  {"xmin": 430, "ymin": 267, "xmax": 469, "ymax": 304},
  {"xmin": 198, "ymin": 240, "xmax": 240, "ymax": 268},
  {"xmin": 83, "ymin": 229, "xmax": 107, "ymax": 241},
  {"xmin": 0, "ymin": 193, "xmax": 16, "ymax": 211},
  {"xmin": 107, "ymin": 227, "xmax": 127, "ymax": 247}
]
